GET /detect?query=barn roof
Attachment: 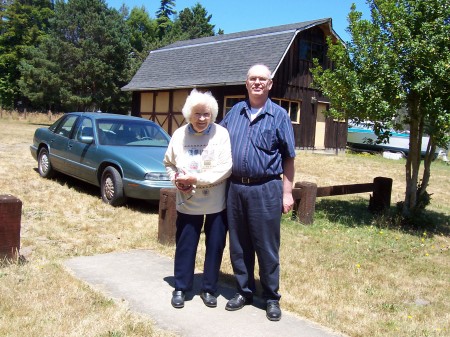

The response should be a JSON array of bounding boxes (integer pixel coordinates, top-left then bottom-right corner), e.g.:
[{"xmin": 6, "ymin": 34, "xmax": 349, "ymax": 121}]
[{"xmin": 122, "ymin": 18, "xmax": 338, "ymax": 91}]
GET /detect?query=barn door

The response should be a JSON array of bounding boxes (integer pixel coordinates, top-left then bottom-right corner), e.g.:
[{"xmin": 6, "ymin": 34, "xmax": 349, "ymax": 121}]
[{"xmin": 314, "ymin": 102, "xmax": 327, "ymax": 150}]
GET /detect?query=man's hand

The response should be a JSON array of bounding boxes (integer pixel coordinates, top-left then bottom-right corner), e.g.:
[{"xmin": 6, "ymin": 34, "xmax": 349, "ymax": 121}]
[{"xmin": 282, "ymin": 192, "xmax": 294, "ymax": 214}]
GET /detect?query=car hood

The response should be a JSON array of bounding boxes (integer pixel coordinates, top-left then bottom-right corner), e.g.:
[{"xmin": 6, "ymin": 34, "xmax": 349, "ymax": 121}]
[{"xmin": 101, "ymin": 145, "xmax": 167, "ymax": 171}]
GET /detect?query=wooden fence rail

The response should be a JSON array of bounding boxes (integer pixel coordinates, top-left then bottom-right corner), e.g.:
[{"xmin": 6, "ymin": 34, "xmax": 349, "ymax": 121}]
[{"xmin": 292, "ymin": 176, "xmax": 393, "ymax": 224}]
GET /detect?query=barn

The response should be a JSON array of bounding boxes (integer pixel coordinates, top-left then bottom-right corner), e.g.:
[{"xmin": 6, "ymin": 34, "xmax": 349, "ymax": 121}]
[{"xmin": 122, "ymin": 18, "xmax": 347, "ymax": 150}]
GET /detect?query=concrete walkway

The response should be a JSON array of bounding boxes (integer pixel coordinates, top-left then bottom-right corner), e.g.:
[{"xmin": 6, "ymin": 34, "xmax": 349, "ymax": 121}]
[{"xmin": 64, "ymin": 250, "xmax": 347, "ymax": 337}]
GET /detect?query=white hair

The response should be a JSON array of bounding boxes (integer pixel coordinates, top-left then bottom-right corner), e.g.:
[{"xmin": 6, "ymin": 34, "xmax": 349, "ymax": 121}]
[{"xmin": 182, "ymin": 88, "xmax": 219, "ymax": 122}]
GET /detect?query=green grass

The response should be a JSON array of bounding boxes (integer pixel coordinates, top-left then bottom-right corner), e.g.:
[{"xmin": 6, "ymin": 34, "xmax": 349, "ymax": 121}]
[{"xmin": 280, "ymin": 197, "xmax": 449, "ymax": 337}]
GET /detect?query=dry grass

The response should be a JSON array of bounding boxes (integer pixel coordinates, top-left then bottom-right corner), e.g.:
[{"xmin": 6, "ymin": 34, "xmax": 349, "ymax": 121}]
[{"xmin": 0, "ymin": 111, "xmax": 449, "ymax": 337}]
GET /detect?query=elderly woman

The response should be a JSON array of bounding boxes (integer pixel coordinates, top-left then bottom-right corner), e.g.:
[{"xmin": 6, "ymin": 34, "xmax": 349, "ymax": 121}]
[{"xmin": 164, "ymin": 89, "xmax": 232, "ymax": 309}]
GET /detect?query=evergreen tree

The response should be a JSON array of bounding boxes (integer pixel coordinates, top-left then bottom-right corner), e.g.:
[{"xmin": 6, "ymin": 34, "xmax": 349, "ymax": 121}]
[
  {"xmin": 156, "ymin": 0, "xmax": 176, "ymax": 39},
  {"xmin": 156, "ymin": 0, "xmax": 176, "ymax": 18},
  {"xmin": 19, "ymin": 0, "xmax": 133, "ymax": 113},
  {"xmin": 125, "ymin": 5, "xmax": 158, "ymax": 69},
  {"xmin": 0, "ymin": 0, "xmax": 54, "ymax": 109},
  {"xmin": 174, "ymin": 3, "xmax": 215, "ymax": 39},
  {"xmin": 161, "ymin": 2, "xmax": 217, "ymax": 46}
]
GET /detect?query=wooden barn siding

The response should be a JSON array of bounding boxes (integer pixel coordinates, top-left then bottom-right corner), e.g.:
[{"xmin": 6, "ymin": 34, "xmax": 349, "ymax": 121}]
[
  {"xmin": 271, "ymin": 35, "xmax": 326, "ymax": 149},
  {"xmin": 131, "ymin": 91, "xmax": 140, "ymax": 117},
  {"xmin": 325, "ymin": 118, "xmax": 348, "ymax": 149}
]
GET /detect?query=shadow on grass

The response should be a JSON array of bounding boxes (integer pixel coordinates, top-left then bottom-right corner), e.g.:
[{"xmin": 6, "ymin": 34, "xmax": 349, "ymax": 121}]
[
  {"xmin": 34, "ymin": 169, "xmax": 159, "ymax": 214},
  {"xmin": 313, "ymin": 198, "xmax": 450, "ymax": 237}
]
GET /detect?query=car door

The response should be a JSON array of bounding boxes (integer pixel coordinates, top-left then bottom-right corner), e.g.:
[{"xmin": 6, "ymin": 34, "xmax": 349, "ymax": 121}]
[
  {"xmin": 65, "ymin": 117, "xmax": 98, "ymax": 184},
  {"xmin": 50, "ymin": 114, "xmax": 80, "ymax": 172}
]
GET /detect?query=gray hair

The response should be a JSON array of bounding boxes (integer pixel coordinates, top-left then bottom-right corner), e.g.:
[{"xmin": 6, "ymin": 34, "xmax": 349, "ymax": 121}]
[{"xmin": 182, "ymin": 88, "xmax": 219, "ymax": 122}]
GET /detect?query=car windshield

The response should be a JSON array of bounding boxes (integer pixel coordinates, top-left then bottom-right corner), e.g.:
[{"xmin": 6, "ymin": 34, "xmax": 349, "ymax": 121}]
[{"xmin": 96, "ymin": 119, "xmax": 170, "ymax": 147}]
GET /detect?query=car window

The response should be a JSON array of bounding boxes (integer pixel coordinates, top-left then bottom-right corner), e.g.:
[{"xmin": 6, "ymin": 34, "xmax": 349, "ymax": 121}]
[
  {"xmin": 54, "ymin": 115, "xmax": 79, "ymax": 138},
  {"xmin": 97, "ymin": 119, "xmax": 170, "ymax": 146},
  {"xmin": 74, "ymin": 118, "xmax": 94, "ymax": 142},
  {"xmin": 49, "ymin": 118, "xmax": 63, "ymax": 132}
]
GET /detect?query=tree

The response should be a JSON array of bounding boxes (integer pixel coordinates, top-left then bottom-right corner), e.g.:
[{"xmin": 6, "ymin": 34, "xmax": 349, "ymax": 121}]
[
  {"xmin": 174, "ymin": 3, "xmax": 215, "ymax": 39},
  {"xmin": 0, "ymin": 0, "xmax": 54, "ymax": 109},
  {"xmin": 19, "ymin": 0, "xmax": 133, "ymax": 113},
  {"xmin": 156, "ymin": 0, "xmax": 176, "ymax": 39},
  {"xmin": 125, "ymin": 6, "xmax": 158, "ymax": 71},
  {"xmin": 311, "ymin": 0, "xmax": 450, "ymax": 219},
  {"xmin": 160, "ymin": 2, "xmax": 217, "ymax": 46}
]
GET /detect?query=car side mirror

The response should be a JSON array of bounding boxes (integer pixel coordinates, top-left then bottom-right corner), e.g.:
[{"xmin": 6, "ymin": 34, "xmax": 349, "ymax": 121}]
[{"xmin": 80, "ymin": 135, "xmax": 94, "ymax": 144}]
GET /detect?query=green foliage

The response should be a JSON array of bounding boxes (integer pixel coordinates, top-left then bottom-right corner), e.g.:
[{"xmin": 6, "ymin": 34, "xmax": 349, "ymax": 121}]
[
  {"xmin": 311, "ymin": 0, "xmax": 450, "ymax": 219},
  {"xmin": 19, "ymin": 0, "xmax": 133, "ymax": 112},
  {"xmin": 0, "ymin": 0, "xmax": 54, "ymax": 108},
  {"xmin": 124, "ymin": 6, "xmax": 158, "ymax": 72},
  {"xmin": 173, "ymin": 3, "xmax": 215, "ymax": 40},
  {"xmin": 156, "ymin": 1, "xmax": 216, "ymax": 45},
  {"xmin": 156, "ymin": 0, "xmax": 176, "ymax": 19},
  {"xmin": 156, "ymin": 0, "xmax": 176, "ymax": 39}
]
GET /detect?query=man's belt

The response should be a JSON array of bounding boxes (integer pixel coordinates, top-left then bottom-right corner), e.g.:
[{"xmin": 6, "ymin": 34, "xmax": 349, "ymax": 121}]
[{"xmin": 230, "ymin": 175, "xmax": 281, "ymax": 185}]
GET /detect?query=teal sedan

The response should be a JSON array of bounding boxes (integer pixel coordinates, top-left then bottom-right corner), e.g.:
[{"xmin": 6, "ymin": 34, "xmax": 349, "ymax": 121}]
[{"xmin": 30, "ymin": 112, "xmax": 172, "ymax": 206}]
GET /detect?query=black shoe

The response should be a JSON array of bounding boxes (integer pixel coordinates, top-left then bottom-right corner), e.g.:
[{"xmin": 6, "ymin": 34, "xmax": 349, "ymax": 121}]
[
  {"xmin": 225, "ymin": 293, "xmax": 252, "ymax": 311},
  {"xmin": 266, "ymin": 301, "xmax": 281, "ymax": 321},
  {"xmin": 171, "ymin": 290, "xmax": 185, "ymax": 308},
  {"xmin": 200, "ymin": 291, "xmax": 217, "ymax": 308}
]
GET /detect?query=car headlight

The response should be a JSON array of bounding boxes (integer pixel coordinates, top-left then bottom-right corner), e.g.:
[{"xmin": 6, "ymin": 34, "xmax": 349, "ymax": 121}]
[{"xmin": 144, "ymin": 172, "xmax": 170, "ymax": 181}]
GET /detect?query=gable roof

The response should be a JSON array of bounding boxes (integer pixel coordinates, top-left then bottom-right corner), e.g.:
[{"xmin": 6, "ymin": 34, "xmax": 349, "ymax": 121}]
[{"xmin": 122, "ymin": 18, "xmax": 338, "ymax": 91}]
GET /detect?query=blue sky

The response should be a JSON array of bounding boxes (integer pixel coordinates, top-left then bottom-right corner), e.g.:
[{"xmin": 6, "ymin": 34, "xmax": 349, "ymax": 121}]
[{"xmin": 106, "ymin": 0, "xmax": 371, "ymax": 43}]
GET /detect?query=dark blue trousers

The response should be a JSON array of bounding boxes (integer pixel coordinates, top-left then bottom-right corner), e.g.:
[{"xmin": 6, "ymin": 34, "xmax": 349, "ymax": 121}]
[
  {"xmin": 174, "ymin": 210, "xmax": 227, "ymax": 293},
  {"xmin": 227, "ymin": 179, "xmax": 283, "ymax": 301}
]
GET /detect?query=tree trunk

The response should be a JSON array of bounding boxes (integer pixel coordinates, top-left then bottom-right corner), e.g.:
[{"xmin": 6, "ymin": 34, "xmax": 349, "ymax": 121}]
[
  {"xmin": 418, "ymin": 136, "xmax": 436, "ymax": 203},
  {"xmin": 403, "ymin": 97, "xmax": 423, "ymax": 217}
]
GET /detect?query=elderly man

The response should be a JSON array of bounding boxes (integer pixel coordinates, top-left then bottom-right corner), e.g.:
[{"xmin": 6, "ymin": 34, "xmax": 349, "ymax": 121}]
[{"xmin": 220, "ymin": 64, "xmax": 296, "ymax": 321}]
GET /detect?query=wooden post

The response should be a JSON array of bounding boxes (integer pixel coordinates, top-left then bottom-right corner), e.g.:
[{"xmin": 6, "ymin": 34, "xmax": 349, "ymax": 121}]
[
  {"xmin": 293, "ymin": 182, "xmax": 318, "ymax": 225},
  {"xmin": 158, "ymin": 188, "xmax": 177, "ymax": 245},
  {"xmin": 369, "ymin": 177, "xmax": 393, "ymax": 213},
  {"xmin": 0, "ymin": 195, "xmax": 22, "ymax": 261}
]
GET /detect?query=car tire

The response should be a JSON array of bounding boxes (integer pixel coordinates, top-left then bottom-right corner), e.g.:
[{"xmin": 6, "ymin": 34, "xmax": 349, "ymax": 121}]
[
  {"xmin": 38, "ymin": 147, "xmax": 55, "ymax": 178},
  {"xmin": 101, "ymin": 166, "xmax": 126, "ymax": 206}
]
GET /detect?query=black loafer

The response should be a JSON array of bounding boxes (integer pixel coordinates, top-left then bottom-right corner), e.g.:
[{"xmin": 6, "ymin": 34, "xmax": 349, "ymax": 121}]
[
  {"xmin": 225, "ymin": 293, "xmax": 252, "ymax": 311},
  {"xmin": 171, "ymin": 290, "xmax": 185, "ymax": 308},
  {"xmin": 200, "ymin": 291, "xmax": 217, "ymax": 308},
  {"xmin": 266, "ymin": 301, "xmax": 281, "ymax": 321}
]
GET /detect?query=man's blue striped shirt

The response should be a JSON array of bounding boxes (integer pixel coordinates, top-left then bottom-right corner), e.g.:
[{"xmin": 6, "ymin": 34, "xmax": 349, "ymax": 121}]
[{"xmin": 220, "ymin": 99, "xmax": 296, "ymax": 178}]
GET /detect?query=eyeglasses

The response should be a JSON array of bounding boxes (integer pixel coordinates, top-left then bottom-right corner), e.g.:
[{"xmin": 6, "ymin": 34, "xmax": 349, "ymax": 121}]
[
  {"xmin": 193, "ymin": 113, "xmax": 211, "ymax": 119},
  {"xmin": 247, "ymin": 76, "xmax": 271, "ymax": 84}
]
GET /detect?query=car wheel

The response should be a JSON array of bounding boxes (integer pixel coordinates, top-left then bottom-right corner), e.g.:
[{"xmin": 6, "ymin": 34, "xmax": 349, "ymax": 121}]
[
  {"xmin": 38, "ymin": 147, "xmax": 55, "ymax": 178},
  {"xmin": 101, "ymin": 166, "xmax": 126, "ymax": 206}
]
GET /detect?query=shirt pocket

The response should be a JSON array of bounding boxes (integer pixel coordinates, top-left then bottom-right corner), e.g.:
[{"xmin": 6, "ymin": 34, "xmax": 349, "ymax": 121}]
[{"xmin": 254, "ymin": 129, "xmax": 276, "ymax": 153}]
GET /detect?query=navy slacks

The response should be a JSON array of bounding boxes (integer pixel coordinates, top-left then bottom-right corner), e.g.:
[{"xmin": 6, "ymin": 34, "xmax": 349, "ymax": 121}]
[
  {"xmin": 174, "ymin": 210, "xmax": 227, "ymax": 293},
  {"xmin": 227, "ymin": 179, "xmax": 283, "ymax": 301}
]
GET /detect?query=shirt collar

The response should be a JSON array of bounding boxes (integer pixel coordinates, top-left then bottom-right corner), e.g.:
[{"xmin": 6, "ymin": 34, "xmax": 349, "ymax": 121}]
[
  {"xmin": 242, "ymin": 99, "xmax": 275, "ymax": 117},
  {"xmin": 187, "ymin": 123, "xmax": 212, "ymax": 135}
]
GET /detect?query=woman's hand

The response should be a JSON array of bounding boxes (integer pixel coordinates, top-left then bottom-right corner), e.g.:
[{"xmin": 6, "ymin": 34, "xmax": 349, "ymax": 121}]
[{"xmin": 175, "ymin": 172, "xmax": 197, "ymax": 194}]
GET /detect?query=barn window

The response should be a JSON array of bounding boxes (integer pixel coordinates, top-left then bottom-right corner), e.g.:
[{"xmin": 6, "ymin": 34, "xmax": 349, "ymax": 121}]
[
  {"xmin": 272, "ymin": 98, "xmax": 300, "ymax": 124},
  {"xmin": 298, "ymin": 27, "xmax": 326, "ymax": 64},
  {"xmin": 224, "ymin": 96, "xmax": 300, "ymax": 124},
  {"xmin": 224, "ymin": 96, "xmax": 245, "ymax": 114}
]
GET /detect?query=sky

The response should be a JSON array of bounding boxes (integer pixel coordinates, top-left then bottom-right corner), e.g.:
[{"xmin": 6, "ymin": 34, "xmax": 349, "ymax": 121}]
[{"xmin": 106, "ymin": 0, "xmax": 372, "ymax": 43}]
